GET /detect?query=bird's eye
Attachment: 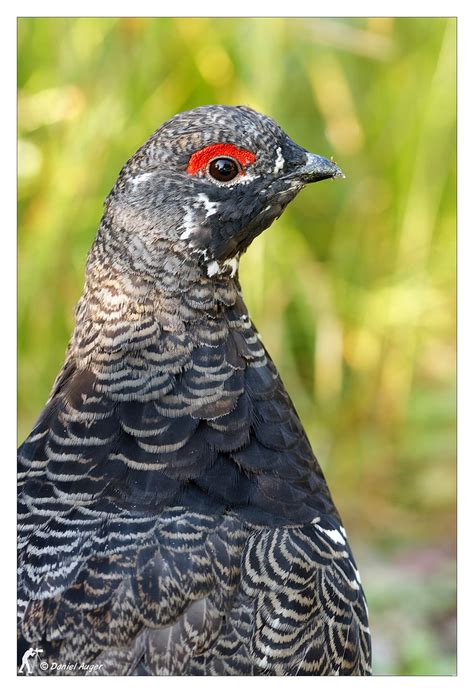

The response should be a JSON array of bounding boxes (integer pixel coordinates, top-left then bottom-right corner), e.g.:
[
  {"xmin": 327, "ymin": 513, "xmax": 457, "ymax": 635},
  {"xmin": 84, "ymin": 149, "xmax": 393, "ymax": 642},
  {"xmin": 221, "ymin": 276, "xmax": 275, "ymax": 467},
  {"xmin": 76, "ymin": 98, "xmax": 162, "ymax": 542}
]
[{"xmin": 208, "ymin": 157, "xmax": 241, "ymax": 182}]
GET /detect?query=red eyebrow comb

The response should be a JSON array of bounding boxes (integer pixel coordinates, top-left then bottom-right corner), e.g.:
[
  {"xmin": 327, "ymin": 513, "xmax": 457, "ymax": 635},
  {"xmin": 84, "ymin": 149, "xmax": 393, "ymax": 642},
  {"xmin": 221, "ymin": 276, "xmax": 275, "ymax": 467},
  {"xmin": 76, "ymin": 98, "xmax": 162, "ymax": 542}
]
[{"xmin": 187, "ymin": 143, "xmax": 256, "ymax": 175}]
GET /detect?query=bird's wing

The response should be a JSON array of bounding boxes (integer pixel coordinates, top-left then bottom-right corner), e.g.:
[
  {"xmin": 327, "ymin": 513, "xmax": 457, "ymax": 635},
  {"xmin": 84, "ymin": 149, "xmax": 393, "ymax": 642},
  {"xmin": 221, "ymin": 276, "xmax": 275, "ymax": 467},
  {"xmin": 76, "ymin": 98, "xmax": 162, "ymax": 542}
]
[{"xmin": 227, "ymin": 519, "xmax": 371, "ymax": 676}]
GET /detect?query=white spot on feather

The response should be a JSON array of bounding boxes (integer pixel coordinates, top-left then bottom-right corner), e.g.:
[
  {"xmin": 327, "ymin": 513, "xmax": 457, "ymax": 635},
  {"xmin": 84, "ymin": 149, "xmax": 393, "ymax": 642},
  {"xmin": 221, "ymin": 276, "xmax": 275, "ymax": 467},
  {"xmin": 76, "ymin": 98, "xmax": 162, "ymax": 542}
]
[
  {"xmin": 223, "ymin": 257, "xmax": 239, "ymax": 277},
  {"xmin": 207, "ymin": 260, "xmax": 220, "ymax": 277},
  {"xmin": 316, "ymin": 525, "xmax": 346, "ymax": 545},
  {"xmin": 207, "ymin": 255, "xmax": 240, "ymax": 278}
]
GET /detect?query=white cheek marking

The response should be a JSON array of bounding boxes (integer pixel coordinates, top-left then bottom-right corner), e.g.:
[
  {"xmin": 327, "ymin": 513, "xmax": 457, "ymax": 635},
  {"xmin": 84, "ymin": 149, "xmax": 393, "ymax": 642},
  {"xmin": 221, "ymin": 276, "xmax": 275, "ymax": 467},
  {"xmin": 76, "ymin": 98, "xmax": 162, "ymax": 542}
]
[
  {"xmin": 179, "ymin": 209, "xmax": 197, "ymax": 240},
  {"xmin": 273, "ymin": 146, "xmax": 285, "ymax": 174},
  {"xmin": 197, "ymin": 192, "xmax": 219, "ymax": 218}
]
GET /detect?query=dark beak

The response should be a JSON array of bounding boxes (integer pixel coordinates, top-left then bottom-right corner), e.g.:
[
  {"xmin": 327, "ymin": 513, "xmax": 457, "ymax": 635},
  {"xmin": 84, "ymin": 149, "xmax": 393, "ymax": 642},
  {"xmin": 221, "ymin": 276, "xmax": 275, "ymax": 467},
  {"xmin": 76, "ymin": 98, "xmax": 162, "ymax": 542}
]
[{"xmin": 294, "ymin": 152, "xmax": 344, "ymax": 183}]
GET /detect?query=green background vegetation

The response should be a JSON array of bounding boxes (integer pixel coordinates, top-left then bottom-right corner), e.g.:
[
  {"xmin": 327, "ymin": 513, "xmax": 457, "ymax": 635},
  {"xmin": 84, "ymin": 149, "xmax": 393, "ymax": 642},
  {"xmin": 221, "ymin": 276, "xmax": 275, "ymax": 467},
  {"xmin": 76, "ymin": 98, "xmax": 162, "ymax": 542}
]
[{"xmin": 18, "ymin": 17, "xmax": 456, "ymax": 675}]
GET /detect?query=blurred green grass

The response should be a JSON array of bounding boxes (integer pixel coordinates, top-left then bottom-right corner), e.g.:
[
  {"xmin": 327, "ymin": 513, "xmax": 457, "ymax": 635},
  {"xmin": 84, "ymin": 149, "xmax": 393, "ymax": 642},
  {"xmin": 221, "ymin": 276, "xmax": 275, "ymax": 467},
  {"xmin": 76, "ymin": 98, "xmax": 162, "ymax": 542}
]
[{"xmin": 18, "ymin": 17, "xmax": 456, "ymax": 674}]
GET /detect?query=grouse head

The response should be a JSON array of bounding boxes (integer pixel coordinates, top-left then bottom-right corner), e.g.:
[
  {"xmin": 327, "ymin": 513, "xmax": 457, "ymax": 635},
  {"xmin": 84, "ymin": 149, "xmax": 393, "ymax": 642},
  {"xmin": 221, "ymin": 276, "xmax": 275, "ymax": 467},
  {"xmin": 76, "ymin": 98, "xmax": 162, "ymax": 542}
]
[{"xmin": 102, "ymin": 105, "xmax": 343, "ymax": 280}]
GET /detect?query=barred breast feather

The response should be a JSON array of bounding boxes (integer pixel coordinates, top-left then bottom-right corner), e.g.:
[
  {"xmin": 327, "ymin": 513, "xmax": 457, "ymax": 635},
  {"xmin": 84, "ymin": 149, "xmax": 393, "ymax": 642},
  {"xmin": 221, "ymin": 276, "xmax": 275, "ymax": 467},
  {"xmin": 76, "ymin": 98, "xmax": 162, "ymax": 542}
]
[{"xmin": 18, "ymin": 264, "xmax": 370, "ymax": 675}]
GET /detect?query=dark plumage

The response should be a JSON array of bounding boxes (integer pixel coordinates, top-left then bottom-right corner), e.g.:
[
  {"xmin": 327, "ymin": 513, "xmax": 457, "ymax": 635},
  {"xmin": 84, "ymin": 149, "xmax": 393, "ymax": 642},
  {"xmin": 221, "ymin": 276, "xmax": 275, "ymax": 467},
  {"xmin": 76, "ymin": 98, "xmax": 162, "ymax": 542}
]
[{"xmin": 18, "ymin": 105, "xmax": 371, "ymax": 675}]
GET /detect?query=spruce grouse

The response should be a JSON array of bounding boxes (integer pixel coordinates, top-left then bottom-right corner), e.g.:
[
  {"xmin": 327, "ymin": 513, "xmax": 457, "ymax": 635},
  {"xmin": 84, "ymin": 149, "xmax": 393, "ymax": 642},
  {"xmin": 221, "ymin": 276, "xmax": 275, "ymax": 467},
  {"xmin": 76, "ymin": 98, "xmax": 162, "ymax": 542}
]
[{"xmin": 18, "ymin": 105, "xmax": 371, "ymax": 676}]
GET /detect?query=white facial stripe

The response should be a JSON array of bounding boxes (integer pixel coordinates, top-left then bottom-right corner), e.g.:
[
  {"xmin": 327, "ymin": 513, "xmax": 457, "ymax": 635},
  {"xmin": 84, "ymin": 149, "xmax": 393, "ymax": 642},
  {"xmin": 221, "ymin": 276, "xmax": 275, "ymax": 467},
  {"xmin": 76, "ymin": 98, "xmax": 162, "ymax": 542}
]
[
  {"xmin": 197, "ymin": 192, "xmax": 219, "ymax": 218},
  {"xmin": 180, "ymin": 193, "xmax": 220, "ymax": 241},
  {"xmin": 179, "ymin": 208, "xmax": 197, "ymax": 240},
  {"xmin": 273, "ymin": 146, "xmax": 285, "ymax": 174}
]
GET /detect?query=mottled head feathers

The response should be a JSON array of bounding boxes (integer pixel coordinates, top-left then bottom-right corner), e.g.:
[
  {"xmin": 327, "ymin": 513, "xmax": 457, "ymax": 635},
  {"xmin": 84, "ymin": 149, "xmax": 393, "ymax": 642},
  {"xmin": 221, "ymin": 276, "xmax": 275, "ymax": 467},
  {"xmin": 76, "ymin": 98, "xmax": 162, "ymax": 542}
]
[{"xmin": 101, "ymin": 105, "xmax": 342, "ymax": 275}]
